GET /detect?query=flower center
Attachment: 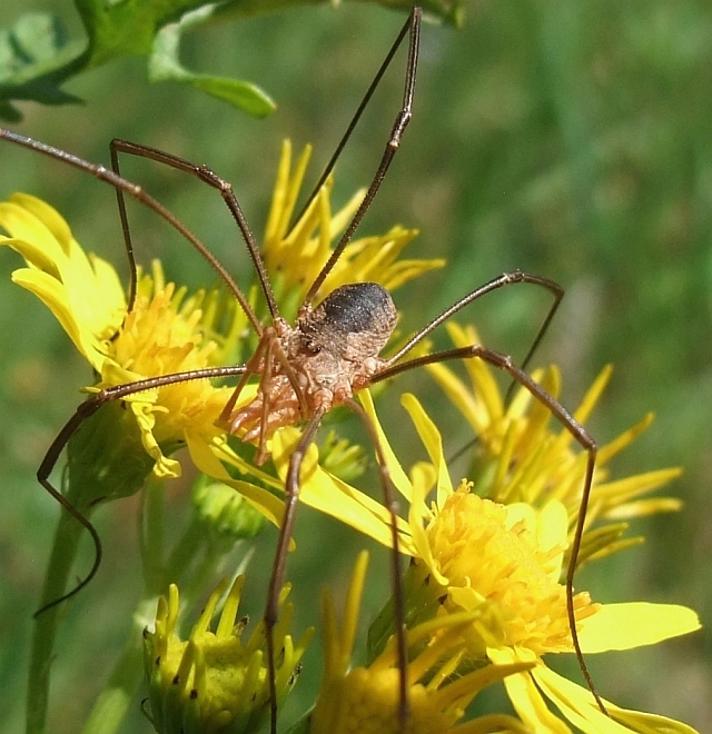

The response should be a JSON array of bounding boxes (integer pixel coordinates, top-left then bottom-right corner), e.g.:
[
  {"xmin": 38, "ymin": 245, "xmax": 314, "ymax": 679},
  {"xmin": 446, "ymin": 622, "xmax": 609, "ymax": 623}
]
[{"xmin": 427, "ymin": 487, "xmax": 595, "ymax": 653}]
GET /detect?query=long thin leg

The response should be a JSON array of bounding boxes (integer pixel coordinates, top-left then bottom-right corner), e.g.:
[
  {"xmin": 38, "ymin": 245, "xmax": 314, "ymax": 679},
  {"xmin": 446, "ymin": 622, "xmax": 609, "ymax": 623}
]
[
  {"xmin": 264, "ymin": 409, "xmax": 325, "ymax": 734},
  {"xmin": 506, "ymin": 278, "xmax": 564, "ymax": 400},
  {"xmin": 345, "ymin": 398, "xmax": 409, "ymax": 730},
  {"xmin": 446, "ymin": 275, "xmax": 565, "ymax": 465},
  {"xmin": 373, "ymin": 345, "xmax": 607, "ymax": 716},
  {"xmin": 34, "ymin": 365, "xmax": 246, "ymax": 616},
  {"xmin": 292, "ymin": 6, "xmax": 420, "ymax": 230},
  {"xmin": 110, "ymin": 139, "xmax": 279, "ymax": 322},
  {"xmin": 386, "ymin": 270, "xmax": 563, "ymax": 366},
  {"xmin": 303, "ymin": 7, "xmax": 422, "ymax": 306},
  {"xmin": 0, "ymin": 128, "xmax": 263, "ymax": 334}
]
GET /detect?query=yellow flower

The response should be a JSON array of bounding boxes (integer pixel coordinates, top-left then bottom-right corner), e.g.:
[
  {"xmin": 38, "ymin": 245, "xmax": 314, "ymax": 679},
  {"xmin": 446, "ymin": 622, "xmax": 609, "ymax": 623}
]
[
  {"xmin": 427, "ymin": 322, "xmax": 684, "ymax": 564},
  {"xmin": 359, "ymin": 391, "xmax": 701, "ymax": 734},
  {"xmin": 1, "ymin": 129, "xmax": 447, "ymax": 526},
  {"xmin": 0, "ymin": 192, "xmax": 245, "ymax": 480},
  {"xmin": 144, "ymin": 576, "xmax": 313, "ymax": 734},
  {"xmin": 310, "ymin": 551, "xmax": 532, "ymax": 734},
  {"xmin": 262, "ymin": 139, "xmax": 444, "ymax": 315},
  {"xmin": 224, "ymin": 380, "xmax": 700, "ymax": 732}
]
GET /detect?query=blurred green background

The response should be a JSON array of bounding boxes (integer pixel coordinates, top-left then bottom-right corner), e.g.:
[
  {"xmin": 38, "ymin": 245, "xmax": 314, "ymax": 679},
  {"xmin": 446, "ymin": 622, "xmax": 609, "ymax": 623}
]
[{"xmin": 1, "ymin": 1, "xmax": 710, "ymax": 732}]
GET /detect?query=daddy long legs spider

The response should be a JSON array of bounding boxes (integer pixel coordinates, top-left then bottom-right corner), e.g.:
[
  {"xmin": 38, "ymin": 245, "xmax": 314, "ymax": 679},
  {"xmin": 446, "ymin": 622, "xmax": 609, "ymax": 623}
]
[{"xmin": 1, "ymin": 6, "xmax": 610, "ymax": 731}]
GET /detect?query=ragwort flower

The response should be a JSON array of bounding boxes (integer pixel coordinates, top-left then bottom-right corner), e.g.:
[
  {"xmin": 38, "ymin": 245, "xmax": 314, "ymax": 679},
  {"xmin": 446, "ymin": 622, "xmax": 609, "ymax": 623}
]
[
  {"xmin": 310, "ymin": 551, "xmax": 532, "ymax": 734},
  {"xmin": 359, "ymin": 391, "xmax": 701, "ymax": 734},
  {"xmin": 426, "ymin": 322, "xmax": 684, "ymax": 565},
  {"xmin": 244, "ymin": 382, "xmax": 700, "ymax": 733},
  {"xmin": 144, "ymin": 576, "xmax": 313, "ymax": 734},
  {"xmin": 0, "ymin": 192, "xmax": 245, "ymax": 484},
  {"xmin": 262, "ymin": 139, "xmax": 444, "ymax": 315}
]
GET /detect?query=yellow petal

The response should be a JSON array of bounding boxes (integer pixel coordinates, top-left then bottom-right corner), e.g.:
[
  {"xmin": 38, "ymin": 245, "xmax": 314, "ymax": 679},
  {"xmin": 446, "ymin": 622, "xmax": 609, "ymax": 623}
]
[
  {"xmin": 186, "ymin": 432, "xmax": 286, "ymax": 530},
  {"xmin": 400, "ymin": 392, "xmax": 453, "ymax": 504},
  {"xmin": 578, "ymin": 603, "xmax": 701, "ymax": 653},
  {"xmin": 0, "ymin": 200, "xmax": 66, "ymax": 271},
  {"xmin": 611, "ymin": 708, "xmax": 700, "ymax": 734},
  {"xmin": 534, "ymin": 665, "xmax": 699, "ymax": 734},
  {"xmin": 11, "ymin": 267, "xmax": 108, "ymax": 371},
  {"xmin": 130, "ymin": 402, "xmax": 182, "ymax": 478},
  {"xmin": 357, "ymin": 389, "xmax": 413, "ymax": 502},
  {"xmin": 426, "ymin": 360, "xmax": 487, "ymax": 434},
  {"xmin": 536, "ymin": 500, "xmax": 568, "ymax": 579},
  {"xmin": 597, "ymin": 468, "xmax": 684, "ymax": 506},
  {"xmin": 487, "ymin": 647, "xmax": 571, "ymax": 733},
  {"xmin": 270, "ymin": 426, "xmax": 414, "ymax": 552},
  {"xmin": 10, "ymin": 193, "xmax": 73, "ymax": 249},
  {"xmin": 532, "ymin": 665, "xmax": 634, "ymax": 734}
]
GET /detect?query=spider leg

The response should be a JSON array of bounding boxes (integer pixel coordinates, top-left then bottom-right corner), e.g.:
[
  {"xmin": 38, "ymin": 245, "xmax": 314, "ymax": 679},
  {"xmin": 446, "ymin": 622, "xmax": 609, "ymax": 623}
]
[
  {"xmin": 265, "ymin": 409, "xmax": 325, "ymax": 734},
  {"xmin": 34, "ymin": 365, "xmax": 246, "ymax": 617},
  {"xmin": 303, "ymin": 7, "xmax": 422, "ymax": 306},
  {"xmin": 218, "ymin": 336, "xmax": 269, "ymax": 427},
  {"xmin": 373, "ymin": 345, "xmax": 607, "ymax": 716},
  {"xmin": 422, "ymin": 271, "xmax": 564, "ymax": 465},
  {"xmin": 109, "ymin": 138, "xmax": 278, "ymax": 323},
  {"xmin": 345, "ymin": 397, "xmax": 410, "ymax": 731},
  {"xmin": 0, "ymin": 128, "xmax": 263, "ymax": 334},
  {"xmin": 293, "ymin": 6, "xmax": 422, "ymax": 230},
  {"xmin": 257, "ymin": 339, "xmax": 276, "ymax": 465},
  {"xmin": 386, "ymin": 270, "xmax": 564, "ymax": 366}
]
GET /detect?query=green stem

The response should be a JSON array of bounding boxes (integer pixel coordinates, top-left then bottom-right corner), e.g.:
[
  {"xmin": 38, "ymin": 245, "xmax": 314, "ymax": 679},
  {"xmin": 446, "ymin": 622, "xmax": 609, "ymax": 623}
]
[
  {"xmin": 26, "ymin": 508, "xmax": 85, "ymax": 734},
  {"xmin": 80, "ymin": 598, "xmax": 158, "ymax": 734}
]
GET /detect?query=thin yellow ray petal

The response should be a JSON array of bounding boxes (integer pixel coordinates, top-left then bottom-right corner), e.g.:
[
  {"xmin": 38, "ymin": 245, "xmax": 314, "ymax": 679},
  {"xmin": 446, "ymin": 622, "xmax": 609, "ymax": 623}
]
[
  {"xmin": 487, "ymin": 647, "xmax": 571, "ymax": 734},
  {"xmin": 270, "ymin": 427, "xmax": 413, "ymax": 552},
  {"xmin": 264, "ymin": 139, "xmax": 292, "ymax": 243},
  {"xmin": 596, "ymin": 468, "xmax": 683, "ymax": 504},
  {"xmin": 611, "ymin": 707, "xmax": 700, "ymax": 734},
  {"xmin": 11, "ymin": 193, "xmax": 73, "ymax": 248},
  {"xmin": 426, "ymin": 361, "xmax": 488, "ymax": 434},
  {"xmin": 282, "ymin": 143, "xmax": 313, "ymax": 241},
  {"xmin": 0, "ymin": 201, "xmax": 67, "ymax": 270},
  {"xmin": 532, "ymin": 665, "xmax": 632, "ymax": 734},
  {"xmin": 357, "ymin": 389, "xmax": 413, "ymax": 501},
  {"xmin": 341, "ymin": 551, "xmax": 369, "ymax": 668},
  {"xmin": 578, "ymin": 602, "xmax": 701, "ymax": 653},
  {"xmin": 574, "ymin": 364, "xmax": 613, "ymax": 424},
  {"xmin": 597, "ymin": 412, "xmax": 655, "ymax": 465},
  {"xmin": 11, "ymin": 267, "xmax": 105, "ymax": 370},
  {"xmin": 400, "ymin": 392, "xmax": 453, "ymax": 504},
  {"xmin": 186, "ymin": 432, "xmax": 285, "ymax": 529},
  {"xmin": 605, "ymin": 497, "xmax": 683, "ymax": 519}
]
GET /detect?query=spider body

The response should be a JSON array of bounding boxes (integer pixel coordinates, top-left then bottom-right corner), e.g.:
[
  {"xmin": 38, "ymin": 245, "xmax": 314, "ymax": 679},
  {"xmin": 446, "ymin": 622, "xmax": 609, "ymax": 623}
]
[{"xmin": 219, "ymin": 281, "xmax": 398, "ymax": 457}]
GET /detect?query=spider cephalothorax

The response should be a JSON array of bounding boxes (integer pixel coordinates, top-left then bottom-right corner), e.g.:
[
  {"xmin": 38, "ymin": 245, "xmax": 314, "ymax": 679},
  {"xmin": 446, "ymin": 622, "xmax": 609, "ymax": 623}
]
[{"xmin": 218, "ymin": 282, "xmax": 398, "ymax": 455}]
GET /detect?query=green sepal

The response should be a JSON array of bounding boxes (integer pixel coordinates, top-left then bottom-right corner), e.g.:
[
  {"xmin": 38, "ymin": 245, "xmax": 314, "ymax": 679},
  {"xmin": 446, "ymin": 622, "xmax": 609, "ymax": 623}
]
[
  {"xmin": 66, "ymin": 400, "xmax": 156, "ymax": 510},
  {"xmin": 366, "ymin": 559, "xmax": 444, "ymax": 663},
  {"xmin": 191, "ymin": 474, "xmax": 266, "ymax": 542}
]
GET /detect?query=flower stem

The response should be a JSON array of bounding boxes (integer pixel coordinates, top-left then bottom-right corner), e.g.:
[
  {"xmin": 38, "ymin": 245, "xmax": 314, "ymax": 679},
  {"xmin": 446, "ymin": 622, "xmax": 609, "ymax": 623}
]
[{"xmin": 26, "ymin": 508, "xmax": 84, "ymax": 734}]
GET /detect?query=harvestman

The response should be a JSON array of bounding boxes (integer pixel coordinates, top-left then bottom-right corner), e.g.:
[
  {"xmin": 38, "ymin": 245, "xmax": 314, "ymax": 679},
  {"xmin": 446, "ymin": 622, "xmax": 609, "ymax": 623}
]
[{"xmin": 1, "ymin": 6, "xmax": 609, "ymax": 731}]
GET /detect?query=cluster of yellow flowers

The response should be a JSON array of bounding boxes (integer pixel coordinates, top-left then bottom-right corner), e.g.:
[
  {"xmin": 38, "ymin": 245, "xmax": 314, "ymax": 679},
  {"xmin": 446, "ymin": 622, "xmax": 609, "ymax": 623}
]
[{"xmin": 1, "ymin": 141, "xmax": 700, "ymax": 734}]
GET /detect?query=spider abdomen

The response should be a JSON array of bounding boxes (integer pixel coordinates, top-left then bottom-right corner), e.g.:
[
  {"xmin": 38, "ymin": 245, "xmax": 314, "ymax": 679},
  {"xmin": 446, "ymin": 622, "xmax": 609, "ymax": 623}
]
[{"xmin": 298, "ymin": 282, "xmax": 398, "ymax": 362}]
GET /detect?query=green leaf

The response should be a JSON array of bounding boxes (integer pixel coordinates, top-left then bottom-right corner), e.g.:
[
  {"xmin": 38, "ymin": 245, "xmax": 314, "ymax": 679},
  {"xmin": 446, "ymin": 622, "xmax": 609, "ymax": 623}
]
[
  {"xmin": 0, "ymin": 1, "xmax": 465, "ymax": 119},
  {"xmin": 188, "ymin": 75, "xmax": 276, "ymax": 116},
  {"xmin": 74, "ymin": 0, "xmax": 211, "ymax": 65},
  {"xmin": 148, "ymin": 13, "xmax": 276, "ymax": 117},
  {"xmin": 0, "ymin": 12, "xmax": 86, "ymax": 119}
]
